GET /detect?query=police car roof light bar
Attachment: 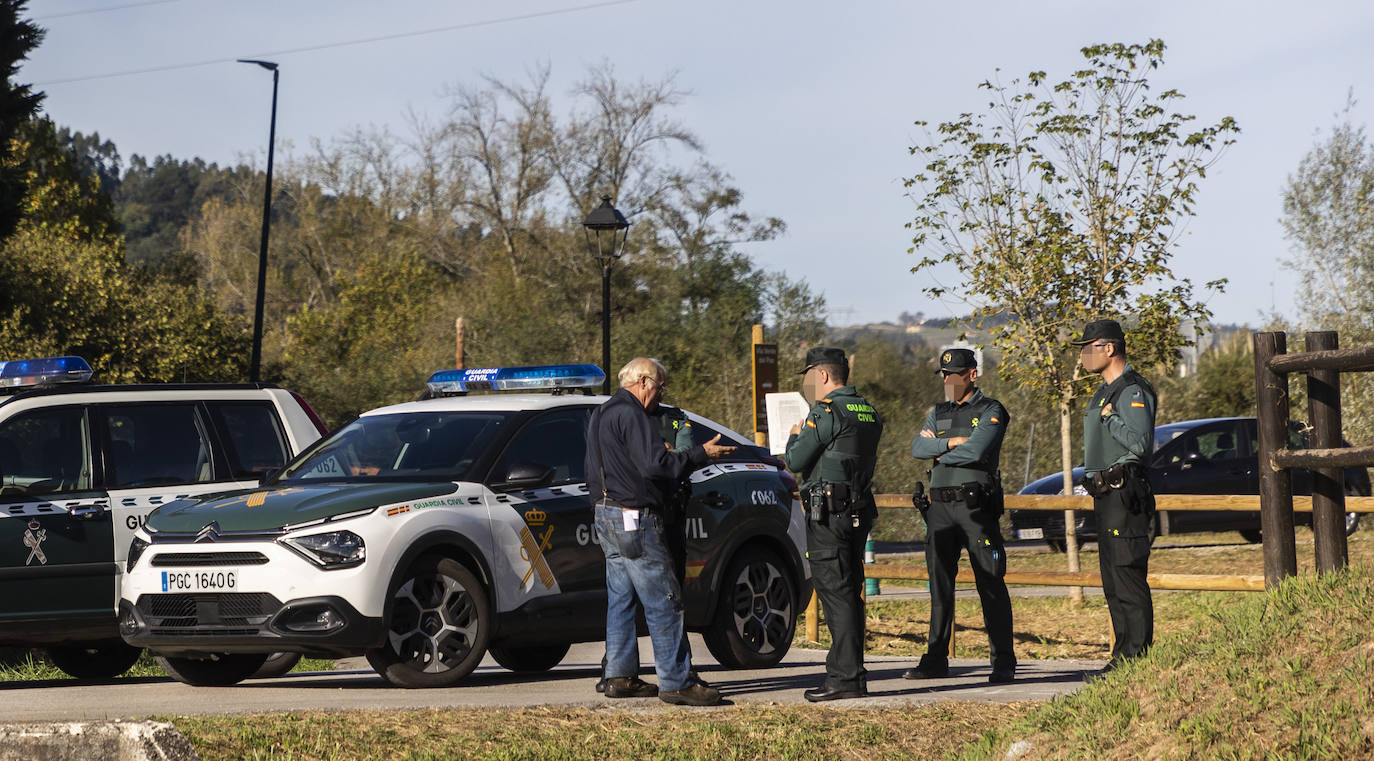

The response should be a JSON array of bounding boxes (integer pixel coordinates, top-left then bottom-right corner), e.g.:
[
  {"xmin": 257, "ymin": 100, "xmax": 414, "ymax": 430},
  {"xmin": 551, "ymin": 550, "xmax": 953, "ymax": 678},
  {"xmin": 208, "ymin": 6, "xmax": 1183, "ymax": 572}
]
[
  {"xmin": 425, "ymin": 364, "xmax": 606, "ymax": 395},
  {"xmin": 0, "ymin": 356, "xmax": 94, "ymax": 389}
]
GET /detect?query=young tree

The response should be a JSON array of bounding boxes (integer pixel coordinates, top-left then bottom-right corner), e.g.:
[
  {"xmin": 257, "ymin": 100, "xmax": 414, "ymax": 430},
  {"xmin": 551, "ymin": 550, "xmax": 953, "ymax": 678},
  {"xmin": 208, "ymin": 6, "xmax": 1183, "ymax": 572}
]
[
  {"xmin": 0, "ymin": 0, "xmax": 43, "ymax": 241},
  {"xmin": 1280, "ymin": 95, "xmax": 1374, "ymax": 444},
  {"xmin": 905, "ymin": 40, "xmax": 1236, "ymax": 580}
]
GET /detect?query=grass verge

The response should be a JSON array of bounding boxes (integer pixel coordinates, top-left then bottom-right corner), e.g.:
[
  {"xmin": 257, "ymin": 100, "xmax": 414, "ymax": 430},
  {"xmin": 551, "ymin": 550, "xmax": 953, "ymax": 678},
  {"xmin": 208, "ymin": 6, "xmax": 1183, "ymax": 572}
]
[
  {"xmin": 171, "ymin": 703, "xmax": 1032, "ymax": 761},
  {"xmin": 0, "ymin": 650, "xmax": 333, "ymax": 682},
  {"xmin": 954, "ymin": 563, "xmax": 1374, "ymax": 760}
]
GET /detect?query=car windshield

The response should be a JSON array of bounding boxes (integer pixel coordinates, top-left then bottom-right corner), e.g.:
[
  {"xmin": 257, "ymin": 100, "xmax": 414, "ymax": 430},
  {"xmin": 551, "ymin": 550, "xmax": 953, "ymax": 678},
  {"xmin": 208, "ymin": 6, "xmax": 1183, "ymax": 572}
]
[
  {"xmin": 1153, "ymin": 422, "xmax": 1198, "ymax": 452},
  {"xmin": 278, "ymin": 411, "xmax": 512, "ymax": 483}
]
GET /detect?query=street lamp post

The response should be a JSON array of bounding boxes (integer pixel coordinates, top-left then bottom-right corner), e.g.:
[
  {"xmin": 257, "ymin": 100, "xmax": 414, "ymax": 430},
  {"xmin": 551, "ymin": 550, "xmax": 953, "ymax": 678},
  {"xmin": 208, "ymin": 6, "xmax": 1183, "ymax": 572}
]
[
  {"xmin": 581, "ymin": 196, "xmax": 630, "ymax": 394},
  {"xmin": 237, "ymin": 58, "xmax": 279, "ymax": 383}
]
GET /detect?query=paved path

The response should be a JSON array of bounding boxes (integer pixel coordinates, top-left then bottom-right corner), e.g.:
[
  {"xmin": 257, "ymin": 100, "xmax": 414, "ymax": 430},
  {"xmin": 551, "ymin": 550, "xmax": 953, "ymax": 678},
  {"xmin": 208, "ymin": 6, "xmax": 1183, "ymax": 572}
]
[{"xmin": 0, "ymin": 637, "xmax": 1100, "ymax": 721}]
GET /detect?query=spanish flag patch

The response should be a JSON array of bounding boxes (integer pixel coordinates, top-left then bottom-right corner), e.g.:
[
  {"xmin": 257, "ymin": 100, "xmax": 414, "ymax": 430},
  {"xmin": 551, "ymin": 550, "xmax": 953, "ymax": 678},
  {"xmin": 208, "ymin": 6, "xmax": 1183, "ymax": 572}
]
[
  {"xmin": 1131, "ymin": 401, "xmax": 1146, "ymax": 408},
  {"xmin": 805, "ymin": 419, "xmax": 817, "ymax": 428},
  {"xmin": 990, "ymin": 416, "xmax": 999, "ymax": 424}
]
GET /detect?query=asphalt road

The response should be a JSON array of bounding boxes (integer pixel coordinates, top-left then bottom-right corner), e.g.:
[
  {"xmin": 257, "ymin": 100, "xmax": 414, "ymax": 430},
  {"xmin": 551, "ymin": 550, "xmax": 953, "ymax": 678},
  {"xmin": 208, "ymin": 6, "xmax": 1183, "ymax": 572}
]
[{"xmin": 0, "ymin": 636, "xmax": 1101, "ymax": 721}]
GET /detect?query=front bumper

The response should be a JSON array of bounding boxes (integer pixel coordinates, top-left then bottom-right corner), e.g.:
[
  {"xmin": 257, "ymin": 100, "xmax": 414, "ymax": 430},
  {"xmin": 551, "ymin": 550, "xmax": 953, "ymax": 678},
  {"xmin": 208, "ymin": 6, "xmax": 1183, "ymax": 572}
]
[{"xmin": 119, "ymin": 594, "xmax": 385, "ymax": 657}]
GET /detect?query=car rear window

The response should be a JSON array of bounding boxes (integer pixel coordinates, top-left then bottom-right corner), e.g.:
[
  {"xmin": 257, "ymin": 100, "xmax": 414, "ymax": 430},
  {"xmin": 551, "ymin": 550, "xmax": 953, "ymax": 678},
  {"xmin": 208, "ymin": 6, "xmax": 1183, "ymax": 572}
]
[
  {"xmin": 207, "ymin": 402, "xmax": 290, "ymax": 479},
  {"xmin": 279, "ymin": 411, "xmax": 512, "ymax": 483}
]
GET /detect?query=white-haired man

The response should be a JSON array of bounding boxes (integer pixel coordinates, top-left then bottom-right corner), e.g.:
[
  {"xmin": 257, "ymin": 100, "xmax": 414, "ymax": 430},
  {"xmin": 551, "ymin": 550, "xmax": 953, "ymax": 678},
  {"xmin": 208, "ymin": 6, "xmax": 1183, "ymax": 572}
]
[{"xmin": 586, "ymin": 357, "xmax": 735, "ymax": 706}]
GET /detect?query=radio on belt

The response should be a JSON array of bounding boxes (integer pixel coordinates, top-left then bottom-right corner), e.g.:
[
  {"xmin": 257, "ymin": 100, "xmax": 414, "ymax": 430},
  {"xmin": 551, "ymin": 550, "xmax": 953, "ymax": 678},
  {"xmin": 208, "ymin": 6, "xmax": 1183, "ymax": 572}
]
[{"xmin": 425, "ymin": 363, "xmax": 606, "ymax": 396}]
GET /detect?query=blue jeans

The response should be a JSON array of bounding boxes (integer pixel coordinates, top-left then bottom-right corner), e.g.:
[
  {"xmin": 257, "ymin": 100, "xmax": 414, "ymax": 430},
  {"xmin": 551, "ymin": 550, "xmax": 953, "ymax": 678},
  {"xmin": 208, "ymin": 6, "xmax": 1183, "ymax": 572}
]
[{"xmin": 595, "ymin": 504, "xmax": 691, "ymax": 692}]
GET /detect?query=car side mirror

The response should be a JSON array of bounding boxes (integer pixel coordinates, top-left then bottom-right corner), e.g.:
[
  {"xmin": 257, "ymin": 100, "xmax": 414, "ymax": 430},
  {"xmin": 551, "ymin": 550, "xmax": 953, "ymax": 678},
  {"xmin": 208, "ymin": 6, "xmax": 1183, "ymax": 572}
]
[
  {"xmin": 500, "ymin": 461, "xmax": 555, "ymax": 491},
  {"xmin": 1181, "ymin": 451, "xmax": 1205, "ymax": 469}
]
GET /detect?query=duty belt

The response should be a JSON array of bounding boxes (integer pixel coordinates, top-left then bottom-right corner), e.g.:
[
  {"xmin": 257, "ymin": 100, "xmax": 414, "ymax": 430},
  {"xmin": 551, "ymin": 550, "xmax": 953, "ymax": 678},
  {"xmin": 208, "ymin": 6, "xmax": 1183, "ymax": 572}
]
[
  {"xmin": 931, "ymin": 486, "xmax": 964, "ymax": 503},
  {"xmin": 1085, "ymin": 462, "xmax": 1147, "ymax": 495}
]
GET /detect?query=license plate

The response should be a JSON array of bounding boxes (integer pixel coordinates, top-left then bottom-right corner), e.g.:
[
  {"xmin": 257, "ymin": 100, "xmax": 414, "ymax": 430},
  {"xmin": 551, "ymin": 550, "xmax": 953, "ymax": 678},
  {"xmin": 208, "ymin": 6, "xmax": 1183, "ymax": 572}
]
[
  {"xmin": 1017, "ymin": 528, "xmax": 1044, "ymax": 540},
  {"xmin": 161, "ymin": 570, "xmax": 238, "ymax": 592}
]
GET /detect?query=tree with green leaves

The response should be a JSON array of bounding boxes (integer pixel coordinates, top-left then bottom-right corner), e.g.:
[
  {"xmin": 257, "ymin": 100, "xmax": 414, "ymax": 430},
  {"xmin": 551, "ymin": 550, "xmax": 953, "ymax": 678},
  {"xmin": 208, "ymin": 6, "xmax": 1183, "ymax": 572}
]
[
  {"xmin": 905, "ymin": 39, "xmax": 1237, "ymax": 579},
  {"xmin": 0, "ymin": 0, "xmax": 43, "ymax": 241},
  {"xmin": 1281, "ymin": 95, "xmax": 1374, "ymax": 445}
]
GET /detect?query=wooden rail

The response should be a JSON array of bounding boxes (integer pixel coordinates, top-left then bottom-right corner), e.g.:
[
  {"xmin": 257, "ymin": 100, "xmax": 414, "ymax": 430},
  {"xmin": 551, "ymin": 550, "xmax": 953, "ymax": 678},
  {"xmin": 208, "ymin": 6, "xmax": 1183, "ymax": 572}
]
[
  {"xmin": 873, "ymin": 493, "xmax": 1374, "ymax": 512},
  {"xmin": 862, "ymin": 565, "xmax": 1265, "ymax": 592}
]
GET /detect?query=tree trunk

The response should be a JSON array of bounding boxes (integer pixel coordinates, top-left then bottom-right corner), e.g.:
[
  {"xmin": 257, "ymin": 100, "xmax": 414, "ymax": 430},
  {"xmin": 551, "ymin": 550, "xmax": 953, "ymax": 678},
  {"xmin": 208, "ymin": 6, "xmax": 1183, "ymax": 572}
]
[{"xmin": 1060, "ymin": 395, "xmax": 1083, "ymax": 606}]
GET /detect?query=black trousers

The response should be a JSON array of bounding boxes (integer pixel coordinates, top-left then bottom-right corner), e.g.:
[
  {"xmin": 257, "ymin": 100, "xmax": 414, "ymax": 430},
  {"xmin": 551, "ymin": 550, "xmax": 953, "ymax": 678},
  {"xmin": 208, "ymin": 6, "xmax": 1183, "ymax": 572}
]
[
  {"xmin": 806, "ymin": 508, "xmax": 873, "ymax": 690},
  {"xmin": 922, "ymin": 497, "xmax": 1015, "ymax": 668},
  {"xmin": 1093, "ymin": 482, "xmax": 1153, "ymax": 660}
]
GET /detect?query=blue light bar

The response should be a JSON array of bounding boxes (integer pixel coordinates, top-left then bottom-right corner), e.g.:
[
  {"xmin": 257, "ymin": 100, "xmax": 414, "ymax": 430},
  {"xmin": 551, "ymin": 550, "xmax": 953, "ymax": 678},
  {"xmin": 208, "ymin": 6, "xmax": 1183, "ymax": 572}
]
[
  {"xmin": 0, "ymin": 356, "xmax": 93, "ymax": 389},
  {"xmin": 426, "ymin": 364, "xmax": 606, "ymax": 395}
]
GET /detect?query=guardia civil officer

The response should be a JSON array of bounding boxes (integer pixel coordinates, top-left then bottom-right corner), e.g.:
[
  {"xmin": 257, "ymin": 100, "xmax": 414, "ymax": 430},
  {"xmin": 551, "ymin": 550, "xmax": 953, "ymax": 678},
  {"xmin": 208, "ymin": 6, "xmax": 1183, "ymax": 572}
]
[
  {"xmin": 1073, "ymin": 319, "xmax": 1156, "ymax": 673},
  {"xmin": 905, "ymin": 348, "xmax": 1016, "ymax": 684},
  {"xmin": 784, "ymin": 347, "xmax": 883, "ymax": 702}
]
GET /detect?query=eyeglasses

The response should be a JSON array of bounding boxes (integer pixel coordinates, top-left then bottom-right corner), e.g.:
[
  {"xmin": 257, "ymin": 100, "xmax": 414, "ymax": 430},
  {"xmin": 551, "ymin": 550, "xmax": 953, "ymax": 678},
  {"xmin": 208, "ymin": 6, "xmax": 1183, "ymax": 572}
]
[
  {"xmin": 940, "ymin": 369, "xmax": 972, "ymax": 378},
  {"xmin": 1079, "ymin": 342, "xmax": 1112, "ymax": 353},
  {"xmin": 643, "ymin": 376, "xmax": 667, "ymax": 392}
]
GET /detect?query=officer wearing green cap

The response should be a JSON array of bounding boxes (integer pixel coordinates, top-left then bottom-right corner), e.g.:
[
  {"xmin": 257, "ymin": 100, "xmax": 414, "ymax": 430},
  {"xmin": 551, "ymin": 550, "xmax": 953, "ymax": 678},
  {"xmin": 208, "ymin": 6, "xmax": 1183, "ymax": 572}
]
[
  {"xmin": 1073, "ymin": 319, "xmax": 1156, "ymax": 674},
  {"xmin": 784, "ymin": 346, "xmax": 883, "ymax": 701},
  {"xmin": 904, "ymin": 348, "xmax": 1015, "ymax": 684}
]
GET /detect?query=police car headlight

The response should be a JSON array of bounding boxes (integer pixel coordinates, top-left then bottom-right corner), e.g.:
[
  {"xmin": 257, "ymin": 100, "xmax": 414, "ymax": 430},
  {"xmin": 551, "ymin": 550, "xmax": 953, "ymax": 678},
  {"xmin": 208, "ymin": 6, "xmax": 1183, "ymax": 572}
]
[
  {"xmin": 282, "ymin": 530, "xmax": 365, "ymax": 569},
  {"xmin": 127, "ymin": 536, "xmax": 149, "ymax": 572}
]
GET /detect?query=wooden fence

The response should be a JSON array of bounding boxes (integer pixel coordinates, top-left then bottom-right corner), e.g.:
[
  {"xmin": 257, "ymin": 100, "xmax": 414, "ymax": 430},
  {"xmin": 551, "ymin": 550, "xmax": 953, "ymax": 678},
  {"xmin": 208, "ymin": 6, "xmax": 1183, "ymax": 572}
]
[{"xmin": 800, "ymin": 489, "xmax": 1374, "ymax": 644}]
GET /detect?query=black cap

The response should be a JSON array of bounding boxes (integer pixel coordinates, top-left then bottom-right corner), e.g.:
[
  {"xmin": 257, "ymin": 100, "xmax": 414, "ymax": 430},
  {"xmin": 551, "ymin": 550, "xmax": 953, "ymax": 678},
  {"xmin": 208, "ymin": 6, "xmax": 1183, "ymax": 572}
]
[
  {"xmin": 1070, "ymin": 319, "xmax": 1127, "ymax": 346},
  {"xmin": 799, "ymin": 346, "xmax": 848, "ymax": 374},
  {"xmin": 937, "ymin": 348, "xmax": 977, "ymax": 373}
]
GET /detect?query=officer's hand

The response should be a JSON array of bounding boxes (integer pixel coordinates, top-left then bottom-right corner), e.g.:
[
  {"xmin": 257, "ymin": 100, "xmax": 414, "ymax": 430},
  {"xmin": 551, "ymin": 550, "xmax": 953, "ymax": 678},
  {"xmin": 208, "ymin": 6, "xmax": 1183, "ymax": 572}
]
[
  {"xmin": 702, "ymin": 434, "xmax": 737, "ymax": 459},
  {"xmin": 1100, "ymin": 403, "xmax": 1113, "ymax": 418},
  {"xmin": 947, "ymin": 436, "xmax": 969, "ymax": 448},
  {"xmin": 789, "ymin": 422, "xmax": 801, "ymax": 436},
  {"xmin": 919, "ymin": 429, "xmax": 936, "ymax": 439}
]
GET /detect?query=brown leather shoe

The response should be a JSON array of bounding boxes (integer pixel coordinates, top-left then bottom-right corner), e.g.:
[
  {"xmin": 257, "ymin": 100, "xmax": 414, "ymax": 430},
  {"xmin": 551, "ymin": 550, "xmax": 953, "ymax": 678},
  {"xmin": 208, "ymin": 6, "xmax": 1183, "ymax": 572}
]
[
  {"xmin": 659, "ymin": 682, "xmax": 722, "ymax": 706},
  {"xmin": 604, "ymin": 677, "xmax": 658, "ymax": 698}
]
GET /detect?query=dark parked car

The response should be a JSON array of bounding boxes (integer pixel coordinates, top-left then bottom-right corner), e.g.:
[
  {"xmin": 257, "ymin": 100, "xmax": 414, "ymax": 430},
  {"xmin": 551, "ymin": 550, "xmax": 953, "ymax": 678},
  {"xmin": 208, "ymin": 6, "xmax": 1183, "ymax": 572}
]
[{"xmin": 1009, "ymin": 417, "xmax": 1369, "ymax": 550}]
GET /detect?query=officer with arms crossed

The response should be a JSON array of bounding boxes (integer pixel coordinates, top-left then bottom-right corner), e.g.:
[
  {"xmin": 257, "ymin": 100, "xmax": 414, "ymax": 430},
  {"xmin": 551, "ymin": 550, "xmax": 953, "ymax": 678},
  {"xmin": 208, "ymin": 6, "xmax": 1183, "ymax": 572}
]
[
  {"xmin": 784, "ymin": 347, "xmax": 883, "ymax": 702},
  {"xmin": 905, "ymin": 348, "xmax": 1016, "ymax": 684},
  {"xmin": 1073, "ymin": 319, "xmax": 1157, "ymax": 674}
]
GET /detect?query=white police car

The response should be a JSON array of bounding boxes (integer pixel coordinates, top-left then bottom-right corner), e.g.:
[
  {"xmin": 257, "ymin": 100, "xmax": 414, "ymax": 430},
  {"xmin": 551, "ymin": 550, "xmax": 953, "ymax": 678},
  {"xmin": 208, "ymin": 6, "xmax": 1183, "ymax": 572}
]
[
  {"xmin": 0, "ymin": 357, "xmax": 327, "ymax": 679},
  {"xmin": 120, "ymin": 364, "xmax": 809, "ymax": 687}
]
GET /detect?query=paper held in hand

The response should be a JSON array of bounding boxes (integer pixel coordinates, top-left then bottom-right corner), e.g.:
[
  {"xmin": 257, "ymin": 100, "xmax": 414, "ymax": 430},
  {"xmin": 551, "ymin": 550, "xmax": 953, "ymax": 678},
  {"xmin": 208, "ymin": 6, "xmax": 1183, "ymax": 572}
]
[{"xmin": 765, "ymin": 391, "xmax": 810, "ymax": 455}]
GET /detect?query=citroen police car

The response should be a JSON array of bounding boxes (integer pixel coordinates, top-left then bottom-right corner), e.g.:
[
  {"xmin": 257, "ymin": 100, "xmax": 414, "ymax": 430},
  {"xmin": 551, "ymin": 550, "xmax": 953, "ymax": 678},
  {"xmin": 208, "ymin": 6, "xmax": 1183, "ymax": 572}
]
[
  {"xmin": 119, "ymin": 364, "xmax": 810, "ymax": 688},
  {"xmin": 0, "ymin": 356, "xmax": 327, "ymax": 680}
]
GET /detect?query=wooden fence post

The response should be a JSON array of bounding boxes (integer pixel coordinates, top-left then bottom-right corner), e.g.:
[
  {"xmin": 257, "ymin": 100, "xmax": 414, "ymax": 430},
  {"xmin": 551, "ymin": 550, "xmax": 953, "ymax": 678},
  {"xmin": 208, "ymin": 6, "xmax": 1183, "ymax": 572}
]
[
  {"xmin": 1305, "ymin": 331, "xmax": 1348, "ymax": 572},
  {"xmin": 1254, "ymin": 331, "xmax": 1298, "ymax": 587}
]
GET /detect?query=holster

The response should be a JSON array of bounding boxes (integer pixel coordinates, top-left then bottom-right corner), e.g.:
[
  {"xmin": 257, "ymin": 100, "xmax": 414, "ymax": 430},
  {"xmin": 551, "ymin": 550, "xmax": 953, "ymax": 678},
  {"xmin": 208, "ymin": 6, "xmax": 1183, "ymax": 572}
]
[{"xmin": 806, "ymin": 482, "xmax": 853, "ymax": 522}]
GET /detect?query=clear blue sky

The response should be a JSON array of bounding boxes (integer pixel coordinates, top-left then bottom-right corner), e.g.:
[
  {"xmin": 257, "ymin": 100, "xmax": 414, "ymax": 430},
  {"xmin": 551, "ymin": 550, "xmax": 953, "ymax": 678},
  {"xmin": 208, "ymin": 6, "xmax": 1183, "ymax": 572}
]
[{"xmin": 26, "ymin": 0, "xmax": 1374, "ymax": 329}]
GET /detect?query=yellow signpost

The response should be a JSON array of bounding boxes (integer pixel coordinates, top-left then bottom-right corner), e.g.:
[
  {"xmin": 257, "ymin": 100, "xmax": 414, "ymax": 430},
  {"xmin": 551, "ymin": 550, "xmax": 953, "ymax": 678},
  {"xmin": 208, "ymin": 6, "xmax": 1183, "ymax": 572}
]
[{"xmin": 750, "ymin": 324, "xmax": 777, "ymax": 447}]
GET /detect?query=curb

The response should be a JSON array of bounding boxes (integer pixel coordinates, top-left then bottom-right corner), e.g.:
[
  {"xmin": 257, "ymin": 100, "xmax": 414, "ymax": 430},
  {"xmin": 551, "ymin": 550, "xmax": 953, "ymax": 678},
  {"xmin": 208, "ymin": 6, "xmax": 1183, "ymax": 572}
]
[{"xmin": 0, "ymin": 721, "xmax": 199, "ymax": 761}]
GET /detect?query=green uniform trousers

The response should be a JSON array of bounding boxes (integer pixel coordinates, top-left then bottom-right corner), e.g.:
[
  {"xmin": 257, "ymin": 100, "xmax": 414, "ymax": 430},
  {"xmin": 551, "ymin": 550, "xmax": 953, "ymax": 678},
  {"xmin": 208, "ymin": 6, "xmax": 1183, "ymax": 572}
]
[
  {"xmin": 1093, "ymin": 482, "xmax": 1154, "ymax": 660},
  {"xmin": 806, "ymin": 509, "xmax": 873, "ymax": 690},
  {"xmin": 922, "ymin": 497, "xmax": 1015, "ymax": 669}
]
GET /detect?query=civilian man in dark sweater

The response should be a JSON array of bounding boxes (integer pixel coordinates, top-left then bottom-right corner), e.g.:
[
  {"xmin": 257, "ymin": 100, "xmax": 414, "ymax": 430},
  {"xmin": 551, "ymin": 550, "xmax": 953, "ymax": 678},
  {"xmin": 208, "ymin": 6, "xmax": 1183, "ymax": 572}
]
[{"xmin": 586, "ymin": 357, "xmax": 735, "ymax": 706}]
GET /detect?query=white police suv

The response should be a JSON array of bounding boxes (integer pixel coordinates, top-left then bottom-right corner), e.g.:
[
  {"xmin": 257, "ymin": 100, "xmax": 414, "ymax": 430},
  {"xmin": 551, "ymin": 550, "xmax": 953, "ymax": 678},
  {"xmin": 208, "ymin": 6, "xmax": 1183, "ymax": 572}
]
[
  {"xmin": 0, "ymin": 356, "xmax": 327, "ymax": 679},
  {"xmin": 120, "ymin": 364, "xmax": 809, "ymax": 687}
]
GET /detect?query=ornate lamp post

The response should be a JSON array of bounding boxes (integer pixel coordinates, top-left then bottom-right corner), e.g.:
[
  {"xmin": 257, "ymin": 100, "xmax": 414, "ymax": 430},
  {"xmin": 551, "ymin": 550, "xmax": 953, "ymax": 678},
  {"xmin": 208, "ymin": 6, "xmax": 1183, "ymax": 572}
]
[
  {"xmin": 582, "ymin": 196, "xmax": 630, "ymax": 394},
  {"xmin": 237, "ymin": 58, "xmax": 279, "ymax": 383}
]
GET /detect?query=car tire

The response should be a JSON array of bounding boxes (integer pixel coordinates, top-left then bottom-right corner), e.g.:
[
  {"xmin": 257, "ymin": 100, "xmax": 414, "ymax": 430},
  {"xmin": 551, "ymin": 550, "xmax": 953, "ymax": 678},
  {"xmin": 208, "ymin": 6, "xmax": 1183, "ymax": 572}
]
[
  {"xmin": 366, "ymin": 555, "xmax": 490, "ymax": 688},
  {"xmin": 1239, "ymin": 529, "xmax": 1263, "ymax": 544},
  {"xmin": 488, "ymin": 642, "xmax": 570, "ymax": 673},
  {"xmin": 702, "ymin": 546, "xmax": 797, "ymax": 669},
  {"xmin": 1045, "ymin": 538, "xmax": 1066, "ymax": 553},
  {"xmin": 249, "ymin": 651, "xmax": 303, "ymax": 679},
  {"xmin": 155, "ymin": 653, "xmax": 268, "ymax": 686},
  {"xmin": 46, "ymin": 640, "xmax": 143, "ymax": 680}
]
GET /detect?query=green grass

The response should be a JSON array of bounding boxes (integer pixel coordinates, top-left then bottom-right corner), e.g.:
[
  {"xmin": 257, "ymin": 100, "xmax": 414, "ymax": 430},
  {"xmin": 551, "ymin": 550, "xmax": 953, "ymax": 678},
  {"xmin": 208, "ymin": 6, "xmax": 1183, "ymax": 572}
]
[
  {"xmin": 953, "ymin": 563, "xmax": 1374, "ymax": 760},
  {"xmin": 171, "ymin": 703, "xmax": 1030, "ymax": 761},
  {"xmin": 0, "ymin": 649, "xmax": 333, "ymax": 682}
]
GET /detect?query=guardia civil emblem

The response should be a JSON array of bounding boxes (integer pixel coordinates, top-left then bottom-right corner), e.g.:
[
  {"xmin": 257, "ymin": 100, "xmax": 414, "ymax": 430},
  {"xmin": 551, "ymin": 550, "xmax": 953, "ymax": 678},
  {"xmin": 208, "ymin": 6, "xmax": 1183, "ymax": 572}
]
[
  {"xmin": 23, "ymin": 520, "xmax": 47, "ymax": 566},
  {"xmin": 942, "ymin": 351, "xmax": 952, "ymax": 364}
]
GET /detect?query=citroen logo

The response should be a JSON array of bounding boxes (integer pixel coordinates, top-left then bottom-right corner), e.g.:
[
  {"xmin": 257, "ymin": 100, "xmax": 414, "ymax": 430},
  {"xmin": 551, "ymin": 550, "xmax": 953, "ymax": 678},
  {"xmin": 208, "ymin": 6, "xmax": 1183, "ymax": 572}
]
[{"xmin": 195, "ymin": 522, "xmax": 221, "ymax": 543}]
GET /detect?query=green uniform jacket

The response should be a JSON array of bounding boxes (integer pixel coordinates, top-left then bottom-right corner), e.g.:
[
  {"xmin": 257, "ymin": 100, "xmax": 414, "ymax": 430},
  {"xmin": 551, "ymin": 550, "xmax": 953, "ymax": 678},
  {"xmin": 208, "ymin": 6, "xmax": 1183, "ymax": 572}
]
[
  {"xmin": 910, "ymin": 388, "xmax": 1008, "ymax": 488},
  {"xmin": 1083, "ymin": 365, "xmax": 1156, "ymax": 474},
  {"xmin": 784, "ymin": 385, "xmax": 883, "ymax": 500}
]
